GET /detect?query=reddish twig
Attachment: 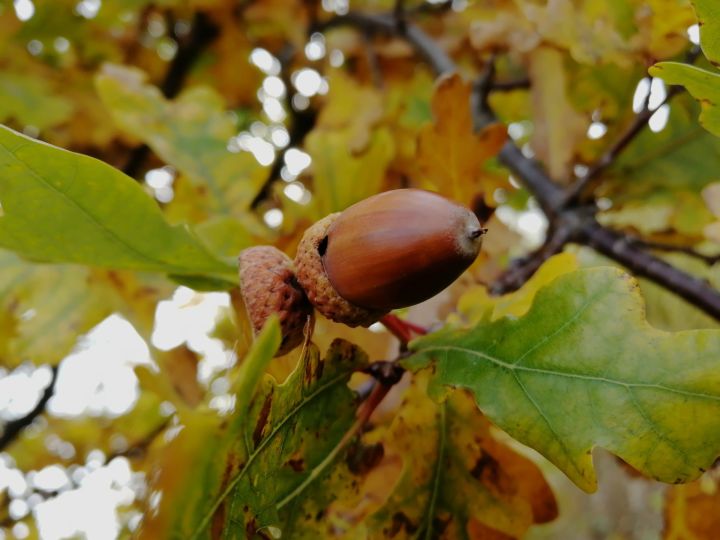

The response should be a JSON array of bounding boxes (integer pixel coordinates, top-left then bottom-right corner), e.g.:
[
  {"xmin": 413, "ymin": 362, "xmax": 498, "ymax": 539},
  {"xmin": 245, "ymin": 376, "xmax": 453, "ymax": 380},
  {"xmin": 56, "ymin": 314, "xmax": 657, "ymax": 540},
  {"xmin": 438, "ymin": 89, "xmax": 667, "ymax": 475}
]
[{"xmin": 380, "ymin": 314, "xmax": 428, "ymax": 348}]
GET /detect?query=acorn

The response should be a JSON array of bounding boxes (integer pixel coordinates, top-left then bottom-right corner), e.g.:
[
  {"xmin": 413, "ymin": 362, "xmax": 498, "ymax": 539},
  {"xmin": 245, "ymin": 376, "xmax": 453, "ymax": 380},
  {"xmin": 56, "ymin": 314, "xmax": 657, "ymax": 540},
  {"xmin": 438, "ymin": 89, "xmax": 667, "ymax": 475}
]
[
  {"xmin": 295, "ymin": 189, "xmax": 485, "ymax": 327},
  {"xmin": 238, "ymin": 246, "xmax": 312, "ymax": 356}
]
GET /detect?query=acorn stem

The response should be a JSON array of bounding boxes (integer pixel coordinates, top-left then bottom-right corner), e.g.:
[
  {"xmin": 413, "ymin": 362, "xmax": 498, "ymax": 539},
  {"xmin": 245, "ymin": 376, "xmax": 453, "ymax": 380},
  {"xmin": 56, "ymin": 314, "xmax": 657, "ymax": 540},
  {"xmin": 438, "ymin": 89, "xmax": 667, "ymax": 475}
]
[{"xmin": 380, "ymin": 314, "xmax": 428, "ymax": 347}]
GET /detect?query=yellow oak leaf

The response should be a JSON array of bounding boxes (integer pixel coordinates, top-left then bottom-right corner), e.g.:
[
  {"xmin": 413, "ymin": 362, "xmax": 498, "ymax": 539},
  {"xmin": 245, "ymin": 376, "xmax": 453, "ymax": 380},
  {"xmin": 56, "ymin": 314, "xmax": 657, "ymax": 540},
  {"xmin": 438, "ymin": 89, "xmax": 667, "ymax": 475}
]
[{"xmin": 417, "ymin": 73, "xmax": 507, "ymax": 207}]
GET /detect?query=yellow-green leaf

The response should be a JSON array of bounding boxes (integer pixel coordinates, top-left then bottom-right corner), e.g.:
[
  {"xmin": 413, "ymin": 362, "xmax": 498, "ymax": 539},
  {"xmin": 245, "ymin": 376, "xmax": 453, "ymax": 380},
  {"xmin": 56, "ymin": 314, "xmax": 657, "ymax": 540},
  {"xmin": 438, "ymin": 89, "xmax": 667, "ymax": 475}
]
[
  {"xmin": 0, "ymin": 72, "xmax": 73, "ymax": 131},
  {"xmin": 690, "ymin": 0, "xmax": 720, "ymax": 64},
  {"xmin": 139, "ymin": 329, "xmax": 369, "ymax": 539},
  {"xmin": 649, "ymin": 62, "xmax": 720, "ymax": 137},
  {"xmin": 407, "ymin": 267, "xmax": 720, "ymax": 492},
  {"xmin": 95, "ymin": 64, "xmax": 267, "ymax": 217}
]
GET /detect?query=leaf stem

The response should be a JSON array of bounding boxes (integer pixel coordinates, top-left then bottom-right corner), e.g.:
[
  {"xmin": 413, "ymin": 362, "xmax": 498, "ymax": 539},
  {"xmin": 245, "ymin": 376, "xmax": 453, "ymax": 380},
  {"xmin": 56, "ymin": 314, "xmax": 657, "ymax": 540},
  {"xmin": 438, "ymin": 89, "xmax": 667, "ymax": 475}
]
[{"xmin": 380, "ymin": 314, "xmax": 428, "ymax": 348}]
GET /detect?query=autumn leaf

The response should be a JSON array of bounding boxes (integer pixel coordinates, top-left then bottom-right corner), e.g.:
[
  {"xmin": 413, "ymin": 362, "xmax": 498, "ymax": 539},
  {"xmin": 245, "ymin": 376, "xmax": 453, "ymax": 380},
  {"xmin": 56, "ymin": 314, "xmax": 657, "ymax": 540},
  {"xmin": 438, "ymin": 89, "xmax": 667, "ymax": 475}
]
[
  {"xmin": 417, "ymin": 73, "xmax": 507, "ymax": 206},
  {"xmin": 7, "ymin": 391, "xmax": 166, "ymax": 471},
  {"xmin": 407, "ymin": 267, "xmax": 720, "ymax": 492},
  {"xmin": 0, "ymin": 247, "xmax": 173, "ymax": 369},
  {"xmin": 362, "ymin": 375, "xmax": 557, "ymax": 539},
  {"xmin": 95, "ymin": 64, "xmax": 267, "ymax": 218},
  {"xmin": 527, "ymin": 47, "xmax": 587, "ymax": 182},
  {"xmin": 603, "ymin": 94, "xmax": 720, "ymax": 199},
  {"xmin": 455, "ymin": 252, "xmax": 579, "ymax": 325},
  {"xmin": 305, "ymin": 69, "xmax": 394, "ymax": 218},
  {"xmin": 649, "ymin": 63, "xmax": 720, "ymax": 138},
  {"xmin": 0, "ymin": 72, "xmax": 73, "ymax": 131},
  {"xmin": 139, "ymin": 321, "xmax": 369, "ymax": 539}
]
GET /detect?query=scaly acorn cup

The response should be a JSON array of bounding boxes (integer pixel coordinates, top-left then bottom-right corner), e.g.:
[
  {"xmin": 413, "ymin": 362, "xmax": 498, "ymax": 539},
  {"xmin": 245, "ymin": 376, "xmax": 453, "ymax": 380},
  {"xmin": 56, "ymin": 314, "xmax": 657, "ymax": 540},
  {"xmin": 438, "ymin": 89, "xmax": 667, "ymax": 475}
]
[
  {"xmin": 238, "ymin": 246, "xmax": 312, "ymax": 357},
  {"xmin": 295, "ymin": 189, "xmax": 485, "ymax": 327}
]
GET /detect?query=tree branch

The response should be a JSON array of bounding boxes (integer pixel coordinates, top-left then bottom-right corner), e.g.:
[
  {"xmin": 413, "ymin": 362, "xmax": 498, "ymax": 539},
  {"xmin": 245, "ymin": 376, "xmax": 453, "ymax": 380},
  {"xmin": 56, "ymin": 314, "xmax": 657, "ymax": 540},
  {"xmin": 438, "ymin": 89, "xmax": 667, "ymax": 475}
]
[
  {"xmin": 0, "ymin": 366, "xmax": 58, "ymax": 452},
  {"xmin": 328, "ymin": 11, "xmax": 720, "ymax": 321},
  {"xmin": 489, "ymin": 225, "xmax": 574, "ymax": 295},
  {"xmin": 580, "ymin": 222, "xmax": 720, "ymax": 319},
  {"xmin": 561, "ymin": 86, "xmax": 683, "ymax": 206},
  {"xmin": 319, "ymin": 12, "xmax": 455, "ymax": 76}
]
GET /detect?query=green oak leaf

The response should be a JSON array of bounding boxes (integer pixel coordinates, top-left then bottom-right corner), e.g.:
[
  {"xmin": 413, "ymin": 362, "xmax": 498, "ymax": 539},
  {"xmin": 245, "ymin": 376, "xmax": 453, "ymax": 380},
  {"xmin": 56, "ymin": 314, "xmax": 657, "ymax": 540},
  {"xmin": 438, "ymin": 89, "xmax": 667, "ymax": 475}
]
[
  {"xmin": 649, "ymin": 63, "xmax": 720, "ymax": 137},
  {"xmin": 405, "ymin": 267, "xmax": 720, "ymax": 492},
  {"xmin": 0, "ymin": 125, "xmax": 235, "ymax": 282},
  {"xmin": 690, "ymin": 0, "xmax": 720, "ymax": 64},
  {"xmin": 140, "ymin": 322, "xmax": 368, "ymax": 539}
]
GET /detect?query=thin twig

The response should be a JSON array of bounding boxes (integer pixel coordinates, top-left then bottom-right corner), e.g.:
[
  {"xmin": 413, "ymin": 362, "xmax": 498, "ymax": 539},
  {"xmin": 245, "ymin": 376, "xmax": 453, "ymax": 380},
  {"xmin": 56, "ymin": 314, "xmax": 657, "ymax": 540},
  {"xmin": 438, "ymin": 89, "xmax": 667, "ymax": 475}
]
[
  {"xmin": 319, "ymin": 12, "xmax": 455, "ymax": 76},
  {"xmin": 491, "ymin": 77, "xmax": 531, "ymax": 91},
  {"xmin": 581, "ymin": 222, "xmax": 720, "ymax": 318},
  {"xmin": 562, "ymin": 86, "xmax": 682, "ymax": 206},
  {"xmin": 489, "ymin": 226, "xmax": 573, "ymax": 295},
  {"xmin": 0, "ymin": 366, "xmax": 58, "ymax": 452},
  {"xmin": 380, "ymin": 314, "xmax": 428, "ymax": 350},
  {"xmin": 563, "ymin": 46, "xmax": 703, "ymax": 205},
  {"xmin": 249, "ymin": 45, "xmax": 319, "ymax": 209},
  {"xmin": 362, "ymin": 31, "xmax": 384, "ymax": 89},
  {"xmin": 393, "ymin": 0, "xmax": 407, "ymax": 33}
]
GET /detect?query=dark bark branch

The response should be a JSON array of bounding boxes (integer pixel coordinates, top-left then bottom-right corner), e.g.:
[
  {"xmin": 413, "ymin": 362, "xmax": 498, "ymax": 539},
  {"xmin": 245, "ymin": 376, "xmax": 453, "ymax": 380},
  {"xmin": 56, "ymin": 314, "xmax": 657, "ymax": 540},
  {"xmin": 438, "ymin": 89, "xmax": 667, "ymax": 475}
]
[
  {"xmin": 489, "ymin": 226, "xmax": 573, "ymax": 295},
  {"xmin": 328, "ymin": 11, "xmax": 720, "ymax": 322},
  {"xmin": 123, "ymin": 12, "xmax": 220, "ymax": 178},
  {"xmin": 580, "ymin": 222, "xmax": 720, "ymax": 319},
  {"xmin": 497, "ymin": 142, "xmax": 566, "ymax": 218},
  {"xmin": 0, "ymin": 366, "xmax": 58, "ymax": 452},
  {"xmin": 491, "ymin": 77, "xmax": 531, "ymax": 91},
  {"xmin": 471, "ymin": 56, "xmax": 498, "ymax": 131},
  {"xmin": 626, "ymin": 237, "xmax": 720, "ymax": 265}
]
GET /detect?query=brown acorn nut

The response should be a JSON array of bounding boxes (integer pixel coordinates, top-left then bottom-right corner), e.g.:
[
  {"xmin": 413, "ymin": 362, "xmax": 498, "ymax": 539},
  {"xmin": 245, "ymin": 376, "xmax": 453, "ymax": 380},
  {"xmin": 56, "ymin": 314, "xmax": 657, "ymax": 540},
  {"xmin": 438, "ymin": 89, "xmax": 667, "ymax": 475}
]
[
  {"xmin": 238, "ymin": 246, "xmax": 312, "ymax": 357},
  {"xmin": 294, "ymin": 189, "xmax": 485, "ymax": 326}
]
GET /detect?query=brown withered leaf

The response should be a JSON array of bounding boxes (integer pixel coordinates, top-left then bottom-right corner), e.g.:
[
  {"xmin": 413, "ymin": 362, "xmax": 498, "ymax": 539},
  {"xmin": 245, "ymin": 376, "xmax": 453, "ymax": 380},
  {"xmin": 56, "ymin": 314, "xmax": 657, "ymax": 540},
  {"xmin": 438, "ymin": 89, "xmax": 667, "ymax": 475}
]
[
  {"xmin": 364, "ymin": 374, "xmax": 557, "ymax": 539},
  {"xmin": 417, "ymin": 73, "xmax": 507, "ymax": 207}
]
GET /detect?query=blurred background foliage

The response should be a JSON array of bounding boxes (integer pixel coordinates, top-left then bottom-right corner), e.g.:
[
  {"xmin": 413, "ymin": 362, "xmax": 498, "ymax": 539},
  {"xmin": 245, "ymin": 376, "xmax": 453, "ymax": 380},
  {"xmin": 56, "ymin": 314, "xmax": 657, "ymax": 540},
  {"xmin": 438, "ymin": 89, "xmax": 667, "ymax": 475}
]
[{"xmin": 1, "ymin": 0, "xmax": 720, "ymax": 538}]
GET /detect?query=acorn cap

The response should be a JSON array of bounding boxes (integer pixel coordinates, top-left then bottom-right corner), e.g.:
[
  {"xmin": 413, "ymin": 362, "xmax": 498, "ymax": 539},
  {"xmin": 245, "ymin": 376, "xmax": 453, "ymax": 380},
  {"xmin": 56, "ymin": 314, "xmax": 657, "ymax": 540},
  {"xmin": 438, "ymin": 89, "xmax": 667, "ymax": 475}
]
[
  {"xmin": 238, "ymin": 246, "xmax": 311, "ymax": 356},
  {"xmin": 294, "ymin": 214, "xmax": 387, "ymax": 327},
  {"xmin": 322, "ymin": 189, "xmax": 484, "ymax": 311}
]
